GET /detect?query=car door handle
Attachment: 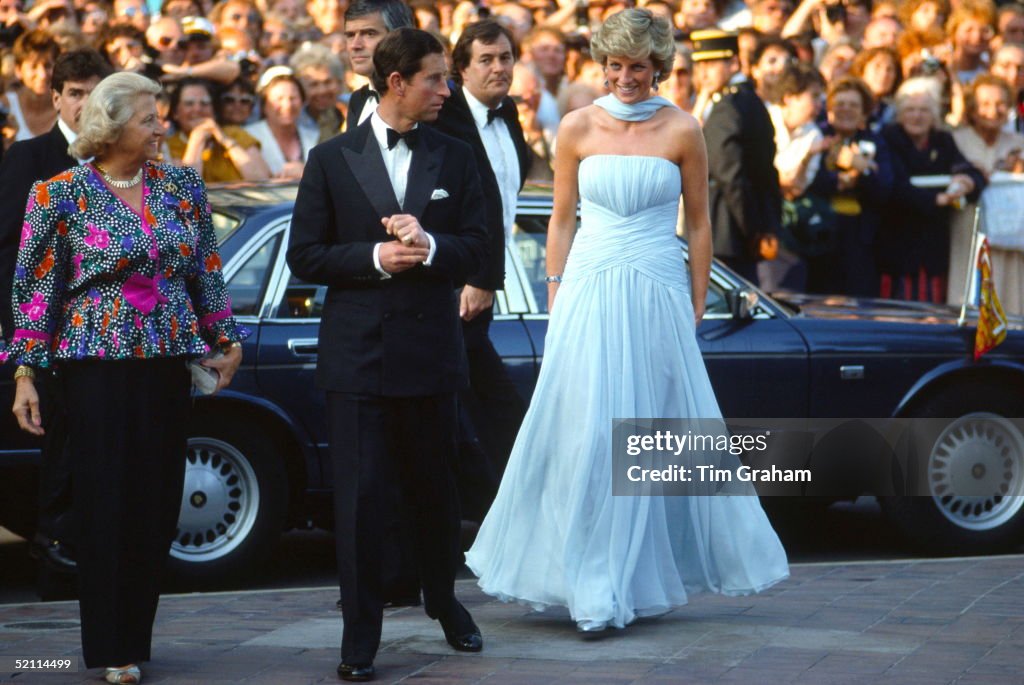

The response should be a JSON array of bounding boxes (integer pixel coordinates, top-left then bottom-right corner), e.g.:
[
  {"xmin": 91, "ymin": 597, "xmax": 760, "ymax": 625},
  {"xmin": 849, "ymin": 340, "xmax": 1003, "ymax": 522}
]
[
  {"xmin": 288, "ymin": 338, "xmax": 319, "ymax": 357},
  {"xmin": 840, "ymin": 365, "xmax": 864, "ymax": 380}
]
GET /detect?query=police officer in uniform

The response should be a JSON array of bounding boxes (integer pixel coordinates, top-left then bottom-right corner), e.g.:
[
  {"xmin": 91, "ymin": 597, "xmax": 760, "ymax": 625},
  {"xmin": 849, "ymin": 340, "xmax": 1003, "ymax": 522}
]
[{"xmin": 692, "ymin": 30, "xmax": 781, "ymax": 283}]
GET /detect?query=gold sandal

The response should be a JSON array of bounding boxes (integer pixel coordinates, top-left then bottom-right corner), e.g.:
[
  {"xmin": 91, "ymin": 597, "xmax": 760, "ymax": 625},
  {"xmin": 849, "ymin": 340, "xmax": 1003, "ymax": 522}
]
[{"xmin": 104, "ymin": 664, "xmax": 141, "ymax": 684}]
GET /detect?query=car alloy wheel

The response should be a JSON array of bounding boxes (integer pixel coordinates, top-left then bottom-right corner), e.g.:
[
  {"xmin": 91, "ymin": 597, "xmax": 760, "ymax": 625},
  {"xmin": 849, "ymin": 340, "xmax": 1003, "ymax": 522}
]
[
  {"xmin": 928, "ymin": 412, "xmax": 1024, "ymax": 532},
  {"xmin": 171, "ymin": 437, "xmax": 262, "ymax": 565}
]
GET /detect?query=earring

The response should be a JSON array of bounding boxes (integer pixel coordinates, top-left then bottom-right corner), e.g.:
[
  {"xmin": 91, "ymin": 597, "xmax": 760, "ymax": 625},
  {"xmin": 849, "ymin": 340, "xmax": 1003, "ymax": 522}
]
[
  {"xmin": 604, "ymin": 79, "xmax": 609, "ymax": 89},
  {"xmin": 652, "ymin": 72, "xmax": 661, "ymax": 89}
]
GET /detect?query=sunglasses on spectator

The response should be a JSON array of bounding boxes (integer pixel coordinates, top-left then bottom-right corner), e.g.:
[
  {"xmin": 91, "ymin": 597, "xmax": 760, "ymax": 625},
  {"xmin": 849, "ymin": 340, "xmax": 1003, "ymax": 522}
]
[
  {"xmin": 123, "ymin": 6, "xmax": 147, "ymax": 16},
  {"xmin": 156, "ymin": 36, "xmax": 185, "ymax": 49},
  {"xmin": 220, "ymin": 93, "xmax": 255, "ymax": 105},
  {"xmin": 229, "ymin": 11, "xmax": 259, "ymax": 21},
  {"xmin": 181, "ymin": 98, "xmax": 213, "ymax": 107}
]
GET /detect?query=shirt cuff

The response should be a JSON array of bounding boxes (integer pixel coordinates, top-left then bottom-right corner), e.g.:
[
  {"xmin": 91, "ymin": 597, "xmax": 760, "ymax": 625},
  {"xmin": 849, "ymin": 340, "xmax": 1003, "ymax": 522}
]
[
  {"xmin": 424, "ymin": 232, "xmax": 436, "ymax": 266},
  {"xmin": 372, "ymin": 242, "xmax": 392, "ymax": 279}
]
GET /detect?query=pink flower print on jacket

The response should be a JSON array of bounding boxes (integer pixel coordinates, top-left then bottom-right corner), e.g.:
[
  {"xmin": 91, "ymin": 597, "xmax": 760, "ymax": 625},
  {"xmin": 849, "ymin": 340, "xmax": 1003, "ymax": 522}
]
[
  {"xmin": 20, "ymin": 292, "xmax": 49, "ymax": 321},
  {"xmin": 73, "ymin": 253, "xmax": 84, "ymax": 280},
  {"xmin": 84, "ymin": 224, "xmax": 110, "ymax": 250},
  {"xmin": 19, "ymin": 222, "xmax": 32, "ymax": 249}
]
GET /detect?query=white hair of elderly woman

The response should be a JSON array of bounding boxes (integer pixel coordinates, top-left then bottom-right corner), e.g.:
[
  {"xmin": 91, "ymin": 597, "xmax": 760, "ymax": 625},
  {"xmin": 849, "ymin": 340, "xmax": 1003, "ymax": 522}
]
[
  {"xmin": 894, "ymin": 76, "xmax": 943, "ymax": 122},
  {"xmin": 290, "ymin": 42, "xmax": 346, "ymax": 83},
  {"xmin": 70, "ymin": 72, "xmax": 162, "ymax": 160}
]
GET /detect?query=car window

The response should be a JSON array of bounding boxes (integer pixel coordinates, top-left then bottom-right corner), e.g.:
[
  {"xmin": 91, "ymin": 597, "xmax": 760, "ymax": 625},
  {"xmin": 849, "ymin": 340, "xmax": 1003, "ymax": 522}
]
[
  {"xmin": 226, "ymin": 233, "xmax": 281, "ymax": 316},
  {"xmin": 706, "ymin": 280, "xmax": 728, "ymax": 315},
  {"xmin": 276, "ymin": 273, "xmax": 328, "ymax": 319},
  {"xmin": 509, "ymin": 213, "xmax": 549, "ymax": 314},
  {"xmin": 212, "ymin": 210, "xmax": 243, "ymax": 245}
]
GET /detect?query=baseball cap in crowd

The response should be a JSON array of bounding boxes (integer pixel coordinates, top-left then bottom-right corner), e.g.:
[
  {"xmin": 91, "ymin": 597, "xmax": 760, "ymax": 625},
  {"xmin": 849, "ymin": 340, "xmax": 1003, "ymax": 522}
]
[
  {"xmin": 181, "ymin": 16, "xmax": 216, "ymax": 41},
  {"xmin": 690, "ymin": 29, "xmax": 739, "ymax": 62}
]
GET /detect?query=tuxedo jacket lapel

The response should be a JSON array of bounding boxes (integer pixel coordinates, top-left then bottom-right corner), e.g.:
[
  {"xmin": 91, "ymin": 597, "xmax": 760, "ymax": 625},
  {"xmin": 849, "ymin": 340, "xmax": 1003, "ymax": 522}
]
[
  {"xmin": 341, "ymin": 121, "xmax": 402, "ymax": 219},
  {"xmin": 402, "ymin": 129, "xmax": 443, "ymax": 219}
]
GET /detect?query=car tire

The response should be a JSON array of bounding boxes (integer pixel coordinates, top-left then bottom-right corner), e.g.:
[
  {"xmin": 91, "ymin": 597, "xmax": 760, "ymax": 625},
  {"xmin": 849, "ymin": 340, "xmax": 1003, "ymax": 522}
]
[
  {"xmin": 167, "ymin": 421, "xmax": 288, "ymax": 585},
  {"xmin": 882, "ymin": 383, "xmax": 1024, "ymax": 554}
]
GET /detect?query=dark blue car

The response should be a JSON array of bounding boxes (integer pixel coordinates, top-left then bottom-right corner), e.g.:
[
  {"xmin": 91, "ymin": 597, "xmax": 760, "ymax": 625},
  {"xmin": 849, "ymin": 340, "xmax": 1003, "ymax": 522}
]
[{"xmin": 2, "ymin": 182, "xmax": 1023, "ymax": 583}]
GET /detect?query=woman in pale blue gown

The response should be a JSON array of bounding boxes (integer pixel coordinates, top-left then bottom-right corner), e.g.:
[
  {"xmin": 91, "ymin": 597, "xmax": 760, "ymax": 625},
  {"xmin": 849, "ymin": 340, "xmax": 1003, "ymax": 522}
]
[{"xmin": 464, "ymin": 10, "xmax": 789, "ymax": 632}]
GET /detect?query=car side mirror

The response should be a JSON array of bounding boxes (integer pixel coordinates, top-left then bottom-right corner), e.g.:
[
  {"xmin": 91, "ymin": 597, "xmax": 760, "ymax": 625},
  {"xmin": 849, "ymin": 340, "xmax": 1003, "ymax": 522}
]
[{"xmin": 726, "ymin": 289, "xmax": 758, "ymax": 320}]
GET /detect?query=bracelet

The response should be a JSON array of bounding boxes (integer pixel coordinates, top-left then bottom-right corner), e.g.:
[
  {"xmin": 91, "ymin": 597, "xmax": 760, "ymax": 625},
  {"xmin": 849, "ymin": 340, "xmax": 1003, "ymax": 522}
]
[
  {"xmin": 545, "ymin": 275, "xmax": 563, "ymax": 284},
  {"xmin": 14, "ymin": 365, "xmax": 35, "ymax": 381},
  {"xmin": 221, "ymin": 341, "xmax": 242, "ymax": 351}
]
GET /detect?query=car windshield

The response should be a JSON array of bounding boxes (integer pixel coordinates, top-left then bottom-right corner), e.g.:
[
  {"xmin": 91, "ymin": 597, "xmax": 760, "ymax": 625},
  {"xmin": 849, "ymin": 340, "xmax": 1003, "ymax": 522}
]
[{"xmin": 209, "ymin": 183, "xmax": 299, "ymax": 246}]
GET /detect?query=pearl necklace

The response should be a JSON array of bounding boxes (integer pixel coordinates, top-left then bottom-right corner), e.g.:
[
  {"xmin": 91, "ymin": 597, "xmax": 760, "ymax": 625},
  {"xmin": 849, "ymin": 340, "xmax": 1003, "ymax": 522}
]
[{"xmin": 96, "ymin": 164, "xmax": 143, "ymax": 189}]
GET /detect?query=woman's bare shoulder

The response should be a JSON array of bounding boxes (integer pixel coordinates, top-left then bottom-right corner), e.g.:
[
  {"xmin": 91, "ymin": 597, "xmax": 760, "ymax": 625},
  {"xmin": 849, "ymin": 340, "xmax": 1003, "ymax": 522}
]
[
  {"xmin": 658, "ymin": 106, "xmax": 701, "ymax": 133},
  {"xmin": 559, "ymin": 105, "xmax": 598, "ymax": 135}
]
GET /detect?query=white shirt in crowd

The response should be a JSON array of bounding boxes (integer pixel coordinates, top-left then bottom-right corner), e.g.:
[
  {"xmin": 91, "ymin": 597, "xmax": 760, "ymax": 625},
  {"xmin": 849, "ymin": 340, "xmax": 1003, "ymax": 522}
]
[
  {"xmin": 463, "ymin": 87, "xmax": 521, "ymax": 242},
  {"xmin": 368, "ymin": 110, "xmax": 436, "ymax": 279},
  {"xmin": 768, "ymin": 103, "xmax": 823, "ymax": 194},
  {"xmin": 244, "ymin": 119, "xmax": 319, "ymax": 176}
]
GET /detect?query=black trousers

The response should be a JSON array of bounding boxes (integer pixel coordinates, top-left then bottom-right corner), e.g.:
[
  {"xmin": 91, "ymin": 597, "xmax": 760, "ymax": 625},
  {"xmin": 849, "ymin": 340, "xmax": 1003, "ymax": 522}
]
[
  {"xmin": 36, "ymin": 369, "xmax": 73, "ymax": 547},
  {"xmin": 328, "ymin": 392, "xmax": 461, "ymax": 665},
  {"xmin": 61, "ymin": 358, "xmax": 190, "ymax": 668},
  {"xmin": 455, "ymin": 309, "xmax": 525, "ymax": 522}
]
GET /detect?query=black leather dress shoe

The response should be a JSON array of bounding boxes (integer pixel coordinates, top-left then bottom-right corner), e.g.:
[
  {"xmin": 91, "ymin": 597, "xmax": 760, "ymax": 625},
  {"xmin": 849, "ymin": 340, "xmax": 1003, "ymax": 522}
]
[
  {"xmin": 29, "ymin": 534, "xmax": 77, "ymax": 573},
  {"xmin": 336, "ymin": 662, "xmax": 375, "ymax": 682},
  {"xmin": 439, "ymin": 602, "xmax": 483, "ymax": 652}
]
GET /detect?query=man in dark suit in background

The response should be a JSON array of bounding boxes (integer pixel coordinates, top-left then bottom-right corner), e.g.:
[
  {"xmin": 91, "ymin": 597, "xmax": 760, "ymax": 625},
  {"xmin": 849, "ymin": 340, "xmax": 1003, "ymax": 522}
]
[
  {"xmin": 343, "ymin": 0, "xmax": 414, "ymax": 131},
  {"xmin": 287, "ymin": 28, "xmax": 488, "ymax": 683},
  {"xmin": 693, "ymin": 30, "xmax": 781, "ymax": 284},
  {"xmin": 0, "ymin": 48, "xmax": 111, "ymax": 581},
  {"xmin": 431, "ymin": 20, "xmax": 531, "ymax": 522}
]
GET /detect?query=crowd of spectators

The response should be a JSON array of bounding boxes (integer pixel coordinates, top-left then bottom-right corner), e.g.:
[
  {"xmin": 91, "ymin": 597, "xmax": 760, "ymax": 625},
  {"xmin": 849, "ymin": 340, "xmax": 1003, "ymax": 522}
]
[{"xmin": 0, "ymin": 0, "xmax": 1022, "ymax": 307}]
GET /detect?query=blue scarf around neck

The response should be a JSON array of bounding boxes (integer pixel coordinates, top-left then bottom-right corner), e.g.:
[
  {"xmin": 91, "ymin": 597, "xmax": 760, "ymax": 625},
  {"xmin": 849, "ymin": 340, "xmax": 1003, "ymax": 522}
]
[{"xmin": 593, "ymin": 94, "xmax": 675, "ymax": 122}]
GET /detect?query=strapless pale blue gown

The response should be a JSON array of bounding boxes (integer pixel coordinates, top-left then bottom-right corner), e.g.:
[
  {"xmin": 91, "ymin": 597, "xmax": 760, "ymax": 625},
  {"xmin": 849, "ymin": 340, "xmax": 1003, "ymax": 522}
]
[{"xmin": 465, "ymin": 155, "xmax": 789, "ymax": 630}]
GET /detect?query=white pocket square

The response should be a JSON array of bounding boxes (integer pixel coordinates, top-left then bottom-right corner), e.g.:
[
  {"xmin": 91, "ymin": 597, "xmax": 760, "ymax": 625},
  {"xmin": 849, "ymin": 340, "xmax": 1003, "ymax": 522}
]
[{"xmin": 430, "ymin": 188, "xmax": 449, "ymax": 200}]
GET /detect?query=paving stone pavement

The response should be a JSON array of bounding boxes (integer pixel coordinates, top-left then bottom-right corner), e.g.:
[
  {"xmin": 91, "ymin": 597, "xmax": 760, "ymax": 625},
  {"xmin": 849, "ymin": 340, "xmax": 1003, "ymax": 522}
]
[{"xmin": 1, "ymin": 556, "xmax": 1024, "ymax": 684}]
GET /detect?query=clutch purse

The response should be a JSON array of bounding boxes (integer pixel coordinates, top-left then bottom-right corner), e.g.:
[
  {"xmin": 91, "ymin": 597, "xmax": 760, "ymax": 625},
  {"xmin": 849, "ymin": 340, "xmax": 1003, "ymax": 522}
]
[{"xmin": 188, "ymin": 351, "xmax": 222, "ymax": 395}]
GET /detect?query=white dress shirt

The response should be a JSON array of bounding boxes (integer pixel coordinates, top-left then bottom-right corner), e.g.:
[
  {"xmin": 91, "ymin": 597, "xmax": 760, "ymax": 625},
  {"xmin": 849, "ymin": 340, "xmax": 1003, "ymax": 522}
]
[
  {"xmin": 358, "ymin": 84, "xmax": 379, "ymax": 126},
  {"xmin": 368, "ymin": 111, "xmax": 436, "ymax": 279},
  {"xmin": 57, "ymin": 117, "xmax": 90, "ymax": 164},
  {"xmin": 463, "ymin": 87, "xmax": 520, "ymax": 243}
]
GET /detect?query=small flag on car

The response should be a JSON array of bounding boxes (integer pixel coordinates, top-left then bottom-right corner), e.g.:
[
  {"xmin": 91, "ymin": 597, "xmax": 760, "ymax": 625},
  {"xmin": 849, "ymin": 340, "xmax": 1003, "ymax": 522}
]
[{"xmin": 974, "ymin": 237, "xmax": 1007, "ymax": 361}]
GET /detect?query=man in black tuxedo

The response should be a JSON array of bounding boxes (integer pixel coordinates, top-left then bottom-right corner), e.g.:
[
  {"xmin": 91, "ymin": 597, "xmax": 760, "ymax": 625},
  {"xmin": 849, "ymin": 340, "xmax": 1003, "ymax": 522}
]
[
  {"xmin": 431, "ymin": 20, "xmax": 531, "ymax": 520},
  {"xmin": 693, "ymin": 30, "xmax": 781, "ymax": 284},
  {"xmin": 0, "ymin": 48, "xmax": 111, "ymax": 579},
  {"xmin": 287, "ymin": 28, "xmax": 488, "ymax": 683},
  {"xmin": 343, "ymin": 0, "xmax": 413, "ymax": 131}
]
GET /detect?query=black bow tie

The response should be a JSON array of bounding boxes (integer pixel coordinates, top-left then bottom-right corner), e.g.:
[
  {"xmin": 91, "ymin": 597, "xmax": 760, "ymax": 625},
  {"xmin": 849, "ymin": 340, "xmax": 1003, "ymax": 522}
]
[
  {"xmin": 367, "ymin": 88, "xmax": 380, "ymax": 102},
  {"xmin": 487, "ymin": 103, "xmax": 507, "ymax": 125},
  {"xmin": 386, "ymin": 127, "xmax": 419, "ymax": 150}
]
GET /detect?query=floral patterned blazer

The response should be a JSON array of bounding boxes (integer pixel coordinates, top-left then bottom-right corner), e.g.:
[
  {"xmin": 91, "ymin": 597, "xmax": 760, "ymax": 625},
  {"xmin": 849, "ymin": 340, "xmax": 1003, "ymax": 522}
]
[{"xmin": 4, "ymin": 162, "xmax": 248, "ymax": 368}]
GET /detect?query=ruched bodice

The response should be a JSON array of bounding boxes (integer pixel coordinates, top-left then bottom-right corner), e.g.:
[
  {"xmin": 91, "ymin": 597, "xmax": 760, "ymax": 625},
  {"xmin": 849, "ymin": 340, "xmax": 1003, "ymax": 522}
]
[{"xmin": 567, "ymin": 156, "xmax": 688, "ymax": 291}]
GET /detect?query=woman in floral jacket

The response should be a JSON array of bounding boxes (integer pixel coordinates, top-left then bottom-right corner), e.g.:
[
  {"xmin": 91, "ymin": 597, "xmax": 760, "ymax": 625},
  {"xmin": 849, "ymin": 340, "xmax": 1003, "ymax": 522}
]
[{"xmin": 7, "ymin": 72, "xmax": 248, "ymax": 685}]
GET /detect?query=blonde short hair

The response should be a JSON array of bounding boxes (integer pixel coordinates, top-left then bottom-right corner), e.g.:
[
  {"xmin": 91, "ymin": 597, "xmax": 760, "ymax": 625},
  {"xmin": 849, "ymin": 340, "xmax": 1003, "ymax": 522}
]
[
  {"xmin": 70, "ymin": 72, "xmax": 161, "ymax": 160},
  {"xmin": 895, "ymin": 76, "xmax": 943, "ymax": 121},
  {"xmin": 590, "ymin": 8, "xmax": 676, "ymax": 81}
]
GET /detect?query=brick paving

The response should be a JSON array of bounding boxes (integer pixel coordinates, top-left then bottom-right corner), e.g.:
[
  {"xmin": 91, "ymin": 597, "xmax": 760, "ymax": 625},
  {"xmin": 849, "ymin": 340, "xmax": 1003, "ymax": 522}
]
[{"xmin": 1, "ymin": 556, "xmax": 1023, "ymax": 684}]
